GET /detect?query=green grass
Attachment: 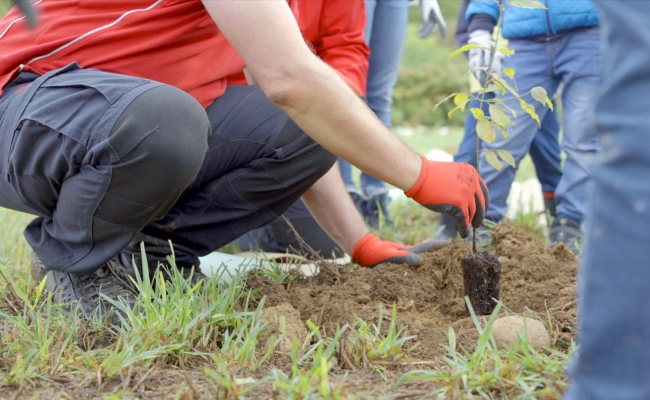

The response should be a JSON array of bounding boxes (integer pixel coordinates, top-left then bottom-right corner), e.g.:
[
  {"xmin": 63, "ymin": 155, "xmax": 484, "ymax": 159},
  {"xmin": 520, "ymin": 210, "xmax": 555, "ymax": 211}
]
[
  {"xmin": 0, "ymin": 203, "xmax": 570, "ymax": 398},
  {"xmin": 397, "ymin": 300, "xmax": 571, "ymax": 399}
]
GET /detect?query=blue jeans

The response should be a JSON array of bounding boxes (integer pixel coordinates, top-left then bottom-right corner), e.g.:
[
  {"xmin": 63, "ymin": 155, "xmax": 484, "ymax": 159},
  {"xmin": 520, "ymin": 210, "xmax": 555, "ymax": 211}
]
[
  {"xmin": 339, "ymin": 0, "xmax": 409, "ymax": 198},
  {"xmin": 564, "ymin": 2, "xmax": 650, "ymax": 398},
  {"xmin": 480, "ymin": 29, "xmax": 602, "ymax": 224},
  {"xmin": 454, "ymin": 93, "xmax": 562, "ymax": 195}
]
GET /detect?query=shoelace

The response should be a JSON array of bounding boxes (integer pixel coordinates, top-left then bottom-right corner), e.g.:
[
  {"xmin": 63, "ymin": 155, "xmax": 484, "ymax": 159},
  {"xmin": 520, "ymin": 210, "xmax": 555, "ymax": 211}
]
[{"xmin": 79, "ymin": 261, "xmax": 139, "ymax": 302}]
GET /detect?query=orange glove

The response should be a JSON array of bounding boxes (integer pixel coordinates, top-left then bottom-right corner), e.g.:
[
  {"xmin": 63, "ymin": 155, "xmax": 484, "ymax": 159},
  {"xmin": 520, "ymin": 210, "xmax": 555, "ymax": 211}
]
[
  {"xmin": 351, "ymin": 233, "xmax": 448, "ymax": 268},
  {"xmin": 405, "ymin": 156, "xmax": 489, "ymax": 239}
]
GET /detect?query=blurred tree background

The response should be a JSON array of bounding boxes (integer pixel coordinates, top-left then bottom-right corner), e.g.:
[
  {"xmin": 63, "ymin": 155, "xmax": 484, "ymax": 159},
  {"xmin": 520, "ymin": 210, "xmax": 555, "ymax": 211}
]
[
  {"xmin": 394, "ymin": 0, "xmax": 466, "ymax": 127},
  {"xmin": 0, "ymin": 0, "xmax": 467, "ymax": 128}
]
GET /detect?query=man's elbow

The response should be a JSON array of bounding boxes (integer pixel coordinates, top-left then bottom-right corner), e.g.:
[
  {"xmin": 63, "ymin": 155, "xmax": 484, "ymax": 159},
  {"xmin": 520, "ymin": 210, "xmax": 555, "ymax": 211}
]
[{"xmin": 255, "ymin": 64, "xmax": 313, "ymax": 109}]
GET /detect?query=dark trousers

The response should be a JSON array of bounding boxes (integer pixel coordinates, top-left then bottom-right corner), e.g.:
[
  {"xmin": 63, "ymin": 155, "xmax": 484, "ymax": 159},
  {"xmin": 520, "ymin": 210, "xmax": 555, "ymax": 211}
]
[
  {"xmin": 0, "ymin": 65, "xmax": 335, "ymax": 273},
  {"xmin": 235, "ymin": 199, "xmax": 345, "ymax": 259}
]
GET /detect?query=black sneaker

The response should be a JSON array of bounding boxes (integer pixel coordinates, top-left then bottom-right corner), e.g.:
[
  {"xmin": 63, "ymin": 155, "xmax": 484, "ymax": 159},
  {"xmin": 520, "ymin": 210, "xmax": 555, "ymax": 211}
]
[
  {"xmin": 117, "ymin": 253, "xmax": 208, "ymax": 287},
  {"xmin": 549, "ymin": 218, "xmax": 582, "ymax": 254},
  {"xmin": 30, "ymin": 253, "xmax": 139, "ymax": 325}
]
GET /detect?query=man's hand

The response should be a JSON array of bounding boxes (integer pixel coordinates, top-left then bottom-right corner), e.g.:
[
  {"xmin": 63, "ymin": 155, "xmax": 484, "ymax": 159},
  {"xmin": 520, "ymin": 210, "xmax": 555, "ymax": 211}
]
[
  {"xmin": 418, "ymin": 0, "xmax": 447, "ymax": 38},
  {"xmin": 351, "ymin": 233, "xmax": 448, "ymax": 268},
  {"xmin": 11, "ymin": 0, "xmax": 37, "ymax": 28},
  {"xmin": 405, "ymin": 157, "xmax": 489, "ymax": 239},
  {"xmin": 468, "ymin": 29, "xmax": 499, "ymax": 86}
]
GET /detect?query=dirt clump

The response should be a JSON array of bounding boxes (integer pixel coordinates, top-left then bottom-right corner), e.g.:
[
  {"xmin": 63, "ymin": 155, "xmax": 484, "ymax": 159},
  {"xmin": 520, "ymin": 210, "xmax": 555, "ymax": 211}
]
[
  {"xmin": 260, "ymin": 303, "xmax": 308, "ymax": 353},
  {"xmin": 462, "ymin": 251, "xmax": 502, "ymax": 315},
  {"xmin": 246, "ymin": 222, "xmax": 578, "ymax": 360}
]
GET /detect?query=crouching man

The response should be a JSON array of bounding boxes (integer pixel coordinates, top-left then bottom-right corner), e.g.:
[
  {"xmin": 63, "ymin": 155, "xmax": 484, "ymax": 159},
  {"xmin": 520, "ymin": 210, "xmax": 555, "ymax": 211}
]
[{"xmin": 0, "ymin": 0, "xmax": 488, "ymax": 322}]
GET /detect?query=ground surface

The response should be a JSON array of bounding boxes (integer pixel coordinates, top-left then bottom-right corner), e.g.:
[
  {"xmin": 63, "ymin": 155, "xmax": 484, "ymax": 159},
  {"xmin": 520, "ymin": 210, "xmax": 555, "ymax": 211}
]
[{"xmin": 0, "ymin": 206, "xmax": 577, "ymax": 399}]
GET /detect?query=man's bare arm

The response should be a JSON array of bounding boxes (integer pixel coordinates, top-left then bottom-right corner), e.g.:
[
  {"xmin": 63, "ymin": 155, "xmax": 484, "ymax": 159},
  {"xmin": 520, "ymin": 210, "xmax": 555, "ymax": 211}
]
[
  {"xmin": 202, "ymin": 0, "xmax": 421, "ymax": 191},
  {"xmin": 300, "ymin": 164, "xmax": 369, "ymax": 255}
]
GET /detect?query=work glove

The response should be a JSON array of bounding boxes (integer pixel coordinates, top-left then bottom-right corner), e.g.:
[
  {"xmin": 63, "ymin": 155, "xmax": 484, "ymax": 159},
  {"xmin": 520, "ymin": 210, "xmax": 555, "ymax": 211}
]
[
  {"xmin": 11, "ymin": 0, "xmax": 37, "ymax": 28},
  {"xmin": 351, "ymin": 233, "xmax": 448, "ymax": 268},
  {"xmin": 467, "ymin": 29, "xmax": 502, "ymax": 86},
  {"xmin": 405, "ymin": 156, "xmax": 489, "ymax": 239},
  {"xmin": 418, "ymin": 0, "xmax": 447, "ymax": 38}
]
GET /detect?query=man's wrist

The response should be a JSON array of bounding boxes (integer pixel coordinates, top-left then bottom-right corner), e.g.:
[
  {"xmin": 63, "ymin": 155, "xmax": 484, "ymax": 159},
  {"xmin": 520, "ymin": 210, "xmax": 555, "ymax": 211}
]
[{"xmin": 468, "ymin": 14, "xmax": 495, "ymax": 35}]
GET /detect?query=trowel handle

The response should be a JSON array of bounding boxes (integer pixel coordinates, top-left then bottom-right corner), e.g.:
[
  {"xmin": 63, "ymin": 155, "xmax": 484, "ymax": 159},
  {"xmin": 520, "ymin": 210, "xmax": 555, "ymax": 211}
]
[{"xmin": 11, "ymin": 0, "xmax": 37, "ymax": 29}]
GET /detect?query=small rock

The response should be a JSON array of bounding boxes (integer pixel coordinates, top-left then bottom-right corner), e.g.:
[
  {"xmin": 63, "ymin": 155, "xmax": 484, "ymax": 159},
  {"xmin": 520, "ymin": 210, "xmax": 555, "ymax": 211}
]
[
  {"xmin": 492, "ymin": 316, "xmax": 550, "ymax": 351},
  {"xmin": 260, "ymin": 303, "xmax": 308, "ymax": 353}
]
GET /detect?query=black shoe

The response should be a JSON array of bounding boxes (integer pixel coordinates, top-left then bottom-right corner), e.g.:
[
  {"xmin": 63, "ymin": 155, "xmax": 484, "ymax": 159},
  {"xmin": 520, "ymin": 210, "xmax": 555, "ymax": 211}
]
[
  {"xmin": 364, "ymin": 187, "xmax": 391, "ymax": 230},
  {"xmin": 432, "ymin": 212, "xmax": 459, "ymax": 241},
  {"xmin": 464, "ymin": 224, "xmax": 492, "ymax": 249},
  {"xmin": 549, "ymin": 218, "xmax": 582, "ymax": 254},
  {"xmin": 30, "ymin": 253, "xmax": 138, "ymax": 325},
  {"xmin": 117, "ymin": 253, "xmax": 208, "ymax": 287}
]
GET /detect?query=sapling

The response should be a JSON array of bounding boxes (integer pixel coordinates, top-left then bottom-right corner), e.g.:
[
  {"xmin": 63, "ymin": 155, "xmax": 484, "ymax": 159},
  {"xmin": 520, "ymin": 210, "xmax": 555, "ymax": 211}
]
[{"xmin": 437, "ymin": 0, "xmax": 552, "ymax": 315}]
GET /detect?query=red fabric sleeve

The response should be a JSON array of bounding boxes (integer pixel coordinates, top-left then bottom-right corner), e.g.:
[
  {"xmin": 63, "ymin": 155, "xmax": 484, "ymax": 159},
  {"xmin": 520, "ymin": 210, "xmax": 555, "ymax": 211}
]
[{"xmin": 307, "ymin": 0, "xmax": 370, "ymax": 97}]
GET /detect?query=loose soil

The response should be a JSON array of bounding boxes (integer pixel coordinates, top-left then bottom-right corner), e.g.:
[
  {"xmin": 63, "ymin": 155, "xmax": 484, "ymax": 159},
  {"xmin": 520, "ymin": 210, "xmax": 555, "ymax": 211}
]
[{"xmin": 247, "ymin": 222, "xmax": 578, "ymax": 361}]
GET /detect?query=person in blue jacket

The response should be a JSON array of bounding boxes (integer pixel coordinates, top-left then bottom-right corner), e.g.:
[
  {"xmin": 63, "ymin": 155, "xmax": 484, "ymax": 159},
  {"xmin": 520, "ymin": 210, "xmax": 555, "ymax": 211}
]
[
  {"xmin": 465, "ymin": 0, "xmax": 601, "ymax": 252},
  {"xmin": 435, "ymin": 0, "xmax": 563, "ymax": 241}
]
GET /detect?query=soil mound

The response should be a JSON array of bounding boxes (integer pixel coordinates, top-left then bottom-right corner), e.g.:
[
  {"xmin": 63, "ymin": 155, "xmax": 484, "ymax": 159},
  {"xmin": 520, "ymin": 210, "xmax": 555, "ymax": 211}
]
[{"xmin": 247, "ymin": 222, "xmax": 578, "ymax": 360}]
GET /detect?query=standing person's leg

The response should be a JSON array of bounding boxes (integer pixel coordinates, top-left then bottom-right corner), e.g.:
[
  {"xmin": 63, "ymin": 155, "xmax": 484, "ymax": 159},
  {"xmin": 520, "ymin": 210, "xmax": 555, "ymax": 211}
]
[
  {"xmin": 480, "ymin": 39, "xmax": 559, "ymax": 223},
  {"xmin": 359, "ymin": 0, "xmax": 409, "ymax": 226},
  {"xmin": 564, "ymin": 2, "xmax": 650, "ymax": 398},
  {"xmin": 549, "ymin": 28, "xmax": 602, "ymax": 249},
  {"xmin": 528, "ymin": 102, "xmax": 563, "ymax": 218},
  {"xmin": 120, "ymin": 85, "xmax": 337, "ymax": 268}
]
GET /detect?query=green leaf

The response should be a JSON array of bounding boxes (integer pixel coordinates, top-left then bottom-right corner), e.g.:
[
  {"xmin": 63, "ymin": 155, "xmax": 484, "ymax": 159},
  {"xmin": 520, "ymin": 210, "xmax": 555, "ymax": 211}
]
[
  {"xmin": 507, "ymin": 0, "xmax": 546, "ymax": 9},
  {"xmin": 531, "ymin": 86, "xmax": 554, "ymax": 110},
  {"xmin": 492, "ymin": 97, "xmax": 518, "ymax": 118},
  {"xmin": 450, "ymin": 43, "xmax": 485, "ymax": 58},
  {"xmin": 489, "ymin": 104, "xmax": 510, "ymax": 129},
  {"xmin": 497, "ymin": 149, "xmax": 516, "ymax": 168},
  {"xmin": 484, "ymin": 150, "xmax": 503, "ymax": 170},
  {"xmin": 476, "ymin": 120, "xmax": 496, "ymax": 144},
  {"xmin": 447, "ymin": 101, "xmax": 469, "ymax": 118},
  {"xmin": 503, "ymin": 68, "xmax": 515, "ymax": 80},
  {"xmin": 519, "ymin": 99, "xmax": 541, "ymax": 127},
  {"xmin": 499, "ymin": 47, "xmax": 516, "ymax": 56},
  {"xmin": 470, "ymin": 108, "xmax": 485, "ymax": 120}
]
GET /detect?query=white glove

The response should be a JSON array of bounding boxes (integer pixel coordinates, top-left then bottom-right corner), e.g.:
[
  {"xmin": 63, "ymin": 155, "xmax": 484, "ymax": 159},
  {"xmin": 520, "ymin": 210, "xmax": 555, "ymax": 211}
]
[
  {"xmin": 468, "ymin": 29, "xmax": 499, "ymax": 86},
  {"xmin": 418, "ymin": 0, "xmax": 448, "ymax": 38}
]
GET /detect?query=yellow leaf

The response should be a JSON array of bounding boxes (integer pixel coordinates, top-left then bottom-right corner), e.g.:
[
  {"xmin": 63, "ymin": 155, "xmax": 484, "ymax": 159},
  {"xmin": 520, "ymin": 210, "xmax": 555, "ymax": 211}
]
[
  {"xmin": 519, "ymin": 99, "xmax": 541, "ymax": 127},
  {"xmin": 454, "ymin": 93, "xmax": 469, "ymax": 106},
  {"xmin": 484, "ymin": 150, "xmax": 503, "ymax": 170},
  {"xmin": 500, "ymin": 47, "xmax": 515, "ymax": 56},
  {"xmin": 503, "ymin": 68, "xmax": 515, "ymax": 80},
  {"xmin": 497, "ymin": 150, "xmax": 516, "ymax": 168},
  {"xmin": 492, "ymin": 79, "xmax": 506, "ymax": 95},
  {"xmin": 450, "ymin": 43, "xmax": 485, "ymax": 58},
  {"xmin": 476, "ymin": 120, "xmax": 496, "ymax": 144},
  {"xmin": 470, "ymin": 108, "xmax": 485, "ymax": 120}
]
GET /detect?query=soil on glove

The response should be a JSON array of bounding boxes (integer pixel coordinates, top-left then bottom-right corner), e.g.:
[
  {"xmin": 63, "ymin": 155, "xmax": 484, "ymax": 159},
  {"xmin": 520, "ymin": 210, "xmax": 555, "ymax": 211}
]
[{"xmin": 247, "ymin": 222, "xmax": 578, "ymax": 361}]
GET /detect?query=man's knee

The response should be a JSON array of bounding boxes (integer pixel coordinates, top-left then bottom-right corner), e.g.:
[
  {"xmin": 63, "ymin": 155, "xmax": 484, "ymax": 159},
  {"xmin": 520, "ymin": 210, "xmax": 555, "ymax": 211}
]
[{"xmin": 110, "ymin": 85, "xmax": 210, "ymax": 190}]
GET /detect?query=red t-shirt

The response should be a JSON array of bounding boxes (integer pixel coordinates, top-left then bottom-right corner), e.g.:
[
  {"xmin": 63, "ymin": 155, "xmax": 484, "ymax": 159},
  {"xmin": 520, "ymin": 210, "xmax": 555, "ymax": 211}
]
[
  {"xmin": 0, "ymin": 0, "xmax": 298, "ymax": 108},
  {"xmin": 229, "ymin": 0, "xmax": 369, "ymax": 96}
]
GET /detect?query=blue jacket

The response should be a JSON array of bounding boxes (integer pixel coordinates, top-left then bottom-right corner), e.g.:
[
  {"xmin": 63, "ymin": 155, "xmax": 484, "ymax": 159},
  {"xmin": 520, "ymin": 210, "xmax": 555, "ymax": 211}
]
[{"xmin": 466, "ymin": 0, "xmax": 600, "ymax": 39}]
